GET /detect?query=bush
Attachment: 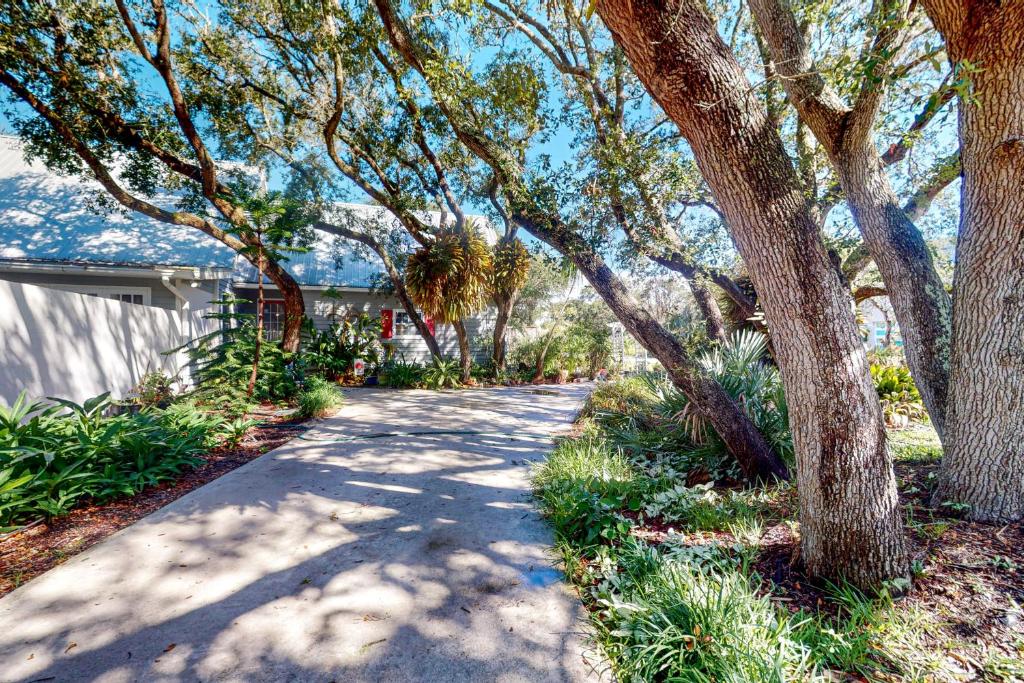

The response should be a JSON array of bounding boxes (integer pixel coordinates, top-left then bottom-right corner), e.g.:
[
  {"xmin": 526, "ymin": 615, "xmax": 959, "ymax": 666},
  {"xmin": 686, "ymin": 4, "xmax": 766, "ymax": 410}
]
[
  {"xmin": 533, "ymin": 438, "xmax": 642, "ymax": 545},
  {"xmin": 422, "ymin": 356, "xmax": 461, "ymax": 389},
  {"xmin": 187, "ymin": 321, "xmax": 297, "ymax": 406},
  {"xmin": 126, "ymin": 371, "xmax": 176, "ymax": 408},
  {"xmin": 595, "ymin": 540, "xmax": 817, "ymax": 682},
  {"xmin": 300, "ymin": 314, "xmax": 383, "ymax": 380},
  {"xmin": 591, "ymin": 332, "xmax": 792, "ymax": 483},
  {"xmin": 0, "ymin": 392, "xmax": 222, "ymax": 528},
  {"xmin": 578, "ymin": 377, "xmax": 658, "ymax": 430},
  {"xmin": 870, "ymin": 364, "xmax": 927, "ymax": 426},
  {"xmin": 380, "ymin": 356, "xmax": 424, "ymax": 388},
  {"xmin": 297, "ymin": 377, "xmax": 344, "ymax": 418}
]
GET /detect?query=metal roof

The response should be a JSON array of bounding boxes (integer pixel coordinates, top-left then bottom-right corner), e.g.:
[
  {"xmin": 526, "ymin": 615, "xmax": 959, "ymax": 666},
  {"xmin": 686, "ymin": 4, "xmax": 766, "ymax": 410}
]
[{"xmin": 0, "ymin": 136, "xmax": 492, "ymax": 288}]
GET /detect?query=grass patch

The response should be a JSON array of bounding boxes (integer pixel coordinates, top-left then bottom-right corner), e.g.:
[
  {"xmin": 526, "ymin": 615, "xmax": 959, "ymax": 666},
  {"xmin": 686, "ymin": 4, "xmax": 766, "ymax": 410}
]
[
  {"xmin": 889, "ymin": 423, "xmax": 943, "ymax": 462},
  {"xmin": 297, "ymin": 377, "xmax": 344, "ymax": 418},
  {"xmin": 533, "ymin": 377, "xmax": 946, "ymax": 681}
]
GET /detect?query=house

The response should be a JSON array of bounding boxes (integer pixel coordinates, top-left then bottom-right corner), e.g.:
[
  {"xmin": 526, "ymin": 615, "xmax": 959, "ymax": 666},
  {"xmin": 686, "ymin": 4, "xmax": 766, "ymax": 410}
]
[
  {"xmin": 0, "ymin": 136, "xmax": 492, "ymax": 403},
  {"xmin": 859, "ymin": 296, "xmax": 902, "ymax": 351}
]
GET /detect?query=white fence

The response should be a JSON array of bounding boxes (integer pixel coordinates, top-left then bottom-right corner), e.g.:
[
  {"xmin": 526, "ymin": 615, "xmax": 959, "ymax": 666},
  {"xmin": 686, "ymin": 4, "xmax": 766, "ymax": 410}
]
[{"xmin": 0, "ymin": 279, "xmax": 199, "ymax": 405}]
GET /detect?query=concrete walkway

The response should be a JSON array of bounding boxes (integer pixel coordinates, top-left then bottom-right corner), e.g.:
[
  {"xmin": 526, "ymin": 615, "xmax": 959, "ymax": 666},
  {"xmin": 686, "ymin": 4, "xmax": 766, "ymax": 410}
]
[{"xmin": 0, "ymin": 384, "xmax": 603, "ymax": 682}]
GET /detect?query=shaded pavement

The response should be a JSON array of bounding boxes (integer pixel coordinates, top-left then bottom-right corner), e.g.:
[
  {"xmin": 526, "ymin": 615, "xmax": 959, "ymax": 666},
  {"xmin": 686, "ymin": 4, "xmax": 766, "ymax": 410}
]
[{"xmin": 0, "ymin": 384, "xmax": 604, "ymax": 682}]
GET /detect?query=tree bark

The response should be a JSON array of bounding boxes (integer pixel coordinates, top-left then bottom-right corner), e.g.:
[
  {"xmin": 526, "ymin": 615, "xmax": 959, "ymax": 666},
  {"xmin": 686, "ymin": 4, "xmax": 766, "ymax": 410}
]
[
  {"xmin": 453, "ymin": 319, "xmax": 473, "ymax": 383},
  {"xmin": 492, "ymin": 295, "xmax": 515, "ymax": 371},
  {"xmin": 922, "ymin": 1, "xmax": 1024, "ymax": 522},
  {"xmin": 747, "ymin": 0, "xmax": 953, "ymax": 440},
  {"xmin": 689, "ymin": 278, "xmax": 728, "ymax": 344},
  {"xmin": 597, "ymin": 0, "xmax": 906, "ymax": 586}
]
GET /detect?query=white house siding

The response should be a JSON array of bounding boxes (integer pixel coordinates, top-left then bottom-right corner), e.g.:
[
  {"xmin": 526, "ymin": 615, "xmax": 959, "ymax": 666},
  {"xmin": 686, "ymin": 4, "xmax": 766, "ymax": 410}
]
[
  {"xmin": 859, "ymin": 297, "xmax": 901, "ymax": 351},
  {"xmin": 234, "ymin": 284, "xmax": 495, "ymax": 364},
  {"xmin": 0, "ymin": 279, "xmax": 199, "ymax": 405}
]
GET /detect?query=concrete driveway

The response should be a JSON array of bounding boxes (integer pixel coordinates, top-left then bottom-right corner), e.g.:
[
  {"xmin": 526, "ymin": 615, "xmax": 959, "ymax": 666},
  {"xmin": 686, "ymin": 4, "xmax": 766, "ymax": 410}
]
[{"xmin": 0, "ymin": 384, "xmax": 603, "ymax": 682}]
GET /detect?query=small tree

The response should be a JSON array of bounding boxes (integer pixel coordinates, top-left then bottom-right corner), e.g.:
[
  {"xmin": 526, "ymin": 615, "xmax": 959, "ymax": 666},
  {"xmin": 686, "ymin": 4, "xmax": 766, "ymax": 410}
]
[{"xmin": 405, "ymin": 223, "xmax": 492, "ymax": 382}]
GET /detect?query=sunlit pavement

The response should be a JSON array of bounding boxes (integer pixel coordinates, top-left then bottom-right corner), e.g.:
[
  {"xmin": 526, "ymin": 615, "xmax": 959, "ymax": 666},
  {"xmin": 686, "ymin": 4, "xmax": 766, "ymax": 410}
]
[{"xmin": 0, "ymin": 384, "xmax": 605, "ymax": 682}]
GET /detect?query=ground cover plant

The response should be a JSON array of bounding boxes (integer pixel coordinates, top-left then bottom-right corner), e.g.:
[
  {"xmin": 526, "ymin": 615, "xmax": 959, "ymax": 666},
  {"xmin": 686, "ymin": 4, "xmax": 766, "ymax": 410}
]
[
  {"xmin": 0, "ymin": 392, "xmax": 224, "ymax": 529},
  {"xmin": 535, "ymin": 377, "xmax": 1024, "ymax": 681}
]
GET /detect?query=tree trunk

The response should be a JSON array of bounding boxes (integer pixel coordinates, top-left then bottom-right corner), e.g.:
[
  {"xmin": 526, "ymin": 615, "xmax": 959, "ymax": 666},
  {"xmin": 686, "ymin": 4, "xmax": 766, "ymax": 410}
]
[
  {"xmin": 689, "ymin": 278, "xmax": 728, "ymax": 344},
  {"xmin": 516, "ymin": 212, "xmax": 790, "ymax": 484},
  {"xmin": 492, "ymin": 295, "xmax": 514, "ymax": 372},
  {"xmin": 453, "ymin": 319, "xmax": 473, "ymax": 383},
  {"xmin": 923, "ymin": 1, "xmax": 1024, "ymax": 522},
  {"xmin": 832, "ymin": 148, "xmax": 953, "ymax": 439},
  {"xmin": 260, "ymin": 258, "xmax": 305, "ymax": 354},
  {"xmin": 597, "ymin": 0, "xmax": 906, "ymax": 586},
  {"xmin": 747, "ymin": 0, "xmax": 952, "ymax": 439}
]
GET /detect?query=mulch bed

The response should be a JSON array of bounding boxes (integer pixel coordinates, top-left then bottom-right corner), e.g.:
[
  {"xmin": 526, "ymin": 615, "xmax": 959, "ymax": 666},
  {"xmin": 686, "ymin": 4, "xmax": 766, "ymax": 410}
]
[{"xmin": 0, "ymin": 413, "xmax": 310, "ymax": 598}]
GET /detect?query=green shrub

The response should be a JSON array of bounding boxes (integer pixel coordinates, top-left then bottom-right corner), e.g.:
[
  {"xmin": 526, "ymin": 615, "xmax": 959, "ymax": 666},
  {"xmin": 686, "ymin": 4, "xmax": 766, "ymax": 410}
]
[
  {"xmin": 599, "ymin": 332, "xmax": 791, "ymax": 483},
  {"xmin": 297, "ymin": 377, "xmax": 344, "ymax": 418},
  {"xmin": 578, "ymin": 377, "xmax": 658, "ymax": 430},
  {"xmin": 422, "ymin": 357, "xmax": 461, "ymax": 389},
  {"xmin": 178, "ymin": 297, "xmax": 297, "ymax": 407},
  {"xmin": 220, "ymin": 417, "xmax": 259, "ymax": 448},
  {"xmin": 187, "ymin": 324, "xmax": 297, "ymax": 405},
  {"xmin": 380, "ymin": 356, "xmax": 424, "ymax": 388},
  {"xmin": 594, "ymin": 540, "xmax": 817, "ymax": 682},
  {"xmin": 126, "ymin": 371, "xmax": 176, "ymax": 407},
  {"xmin": 0, "ymin": 392, "xmax": 220, "ymax": 528},
  {"xmin": 533, "ymin": 438, "xmax": 641, "ymax": 545},
  {"xmin": 870, "ymin": 364, "xmax": 927, "ymax": 426},
  {"xmin": 300, "ymin": 314, "xmax": 383, "ymax": 380}
]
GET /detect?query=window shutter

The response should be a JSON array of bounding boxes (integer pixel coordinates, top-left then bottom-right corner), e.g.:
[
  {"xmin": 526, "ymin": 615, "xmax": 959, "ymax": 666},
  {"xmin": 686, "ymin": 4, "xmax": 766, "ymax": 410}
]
[
  {"xmin": 381, "ymin": 309, "xmax": 394, "ymax": 339},
  {"xmin": 424, "ymin": 315, "xmax": 435, "ymax": 335}
]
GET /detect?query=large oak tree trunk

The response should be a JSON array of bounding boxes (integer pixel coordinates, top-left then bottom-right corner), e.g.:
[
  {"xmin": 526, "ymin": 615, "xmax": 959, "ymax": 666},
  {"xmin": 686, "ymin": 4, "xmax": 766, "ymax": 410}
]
[
  {"xmin": 747, "ymin": 0, "xmax": 953, "ymax": 439},
  {"xmin": 516, "ymin": 212, "xmax": 790, "ymax": 484},
  {"xmin": 597, "ymin": 0, "xmax": 906, "ymax": 586},
  {"xmin": 923, "ymin": 1, "xmax": 1024, "ymax": 522}
]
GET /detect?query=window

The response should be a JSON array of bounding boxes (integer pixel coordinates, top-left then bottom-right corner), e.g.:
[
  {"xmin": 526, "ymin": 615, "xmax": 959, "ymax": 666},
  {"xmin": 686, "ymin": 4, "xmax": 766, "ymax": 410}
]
[
  {"xmin": 394, "ymin": 311, "xmax": 414, "ymax": 336},
  {"xmin": 48, "ymin": 284, "xmax": 151, "ymax": 306},
  {"xmin": 108, "ymin": 292, "xmax": 145, "ymax": 305},
  {"xmin": 262, "ymin": 301, "xmax": 286, "ymax": 341}
]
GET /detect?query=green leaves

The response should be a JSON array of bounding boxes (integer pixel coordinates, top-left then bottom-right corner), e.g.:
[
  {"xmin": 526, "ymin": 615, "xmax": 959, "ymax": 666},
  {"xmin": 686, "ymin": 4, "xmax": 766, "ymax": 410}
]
[
  {"xmin": 422, "ymin": 357, "xmax": 462, "ymax": 389},
  {"xmin": 405, "ymin": 222, "xmax": 492, "ymax": 324},
  {"xmin": 0, "ymin": 393, "xmax": 220, "ymax": 526}
]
